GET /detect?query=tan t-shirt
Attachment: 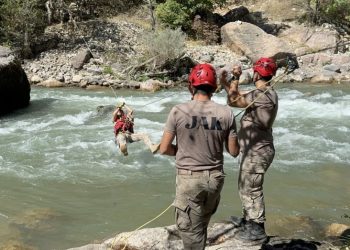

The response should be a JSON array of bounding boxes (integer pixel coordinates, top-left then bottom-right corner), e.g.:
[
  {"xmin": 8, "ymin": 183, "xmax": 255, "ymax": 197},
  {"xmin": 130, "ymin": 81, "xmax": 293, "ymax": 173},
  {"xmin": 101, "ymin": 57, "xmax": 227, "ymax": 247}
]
[
  {"xmin": 164, "ymin": 100, "xmax": 238, "ymax": 171},
  {"xmin": 238, "ymin": 88, "xmax": 278, "ymax": 155}
]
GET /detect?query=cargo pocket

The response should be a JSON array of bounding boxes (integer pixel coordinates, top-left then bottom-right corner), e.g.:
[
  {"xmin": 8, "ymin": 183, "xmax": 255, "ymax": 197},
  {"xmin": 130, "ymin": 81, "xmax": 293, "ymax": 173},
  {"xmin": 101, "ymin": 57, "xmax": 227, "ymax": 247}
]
[
  {"xmin": 211, "ymin": 195, "xmax": 221, "ymax": 215},
  {"xmin": 174, "ymin": 198, "xmax": 191, "ymax": 232},
  {"xmin": 249, "ymin": 151, "xmax": 274, "ymax": 173},
  {"xmin": 251, "ymin": 174, "xmax": 263, "ymax": 191}
]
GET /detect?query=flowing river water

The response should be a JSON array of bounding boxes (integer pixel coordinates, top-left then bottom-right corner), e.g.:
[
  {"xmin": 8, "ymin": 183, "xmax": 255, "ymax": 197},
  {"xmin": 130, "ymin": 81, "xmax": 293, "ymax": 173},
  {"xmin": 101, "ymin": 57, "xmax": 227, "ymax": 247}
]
[{"xmin": 0, "ymin": 83, "xmax": 349, "ymax": 249}]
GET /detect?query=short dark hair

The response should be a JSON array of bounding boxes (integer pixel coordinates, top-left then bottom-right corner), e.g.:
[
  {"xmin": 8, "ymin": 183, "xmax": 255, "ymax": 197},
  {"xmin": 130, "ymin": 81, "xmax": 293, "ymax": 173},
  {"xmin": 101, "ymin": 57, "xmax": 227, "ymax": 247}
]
[
  {"xmin": 193, "ymin": 84, "xmax": 215, "ymax": 95},
  {"xmin": 261, "ymin": 75, "xmax": 273, "ymax": 82}
]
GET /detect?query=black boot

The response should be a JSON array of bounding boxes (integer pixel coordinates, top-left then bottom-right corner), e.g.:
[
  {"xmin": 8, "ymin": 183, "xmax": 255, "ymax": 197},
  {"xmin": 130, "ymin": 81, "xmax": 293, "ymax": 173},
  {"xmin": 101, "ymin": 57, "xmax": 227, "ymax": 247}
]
[
  {"xmin": 236, "ymin": 220, "xmax": 267, "ymax": 243},
  {"xmin": 230, "ymin": 216, "xmax": 246, "ymax": 227},
  {"xmin": 258, "ymin": 222, "xmax": 265, "ymax": 230}
]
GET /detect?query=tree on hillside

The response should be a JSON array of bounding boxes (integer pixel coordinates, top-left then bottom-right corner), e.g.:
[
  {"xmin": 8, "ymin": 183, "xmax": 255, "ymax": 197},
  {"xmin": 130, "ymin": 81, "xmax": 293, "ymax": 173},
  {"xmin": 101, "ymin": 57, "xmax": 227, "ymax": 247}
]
[
  {"xmin": 155, "ymin": 0, "xmax": 227, "ymax": 30},
  {"xmin": 0, "ymin": 0, "xmax": 46, "ymax": 56},
  {"xmin": 304, "ymin": 0, "xmax": 350, "ymax": 31}
]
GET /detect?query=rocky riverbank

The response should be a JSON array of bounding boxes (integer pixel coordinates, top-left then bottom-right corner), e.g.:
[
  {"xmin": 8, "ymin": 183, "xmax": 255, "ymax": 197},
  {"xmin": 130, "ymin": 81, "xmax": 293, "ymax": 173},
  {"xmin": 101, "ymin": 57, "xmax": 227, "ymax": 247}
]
[
  {"xmin": 67, "ymin": 220, "xmax": 350, "ymax": 250},
  {"xmin": 22, "ymin": 31, "xmax": 350, "ymax": 92},
  {"xmin": 20, "ymin": 7, "xmax": 350, "ymax": 92}
]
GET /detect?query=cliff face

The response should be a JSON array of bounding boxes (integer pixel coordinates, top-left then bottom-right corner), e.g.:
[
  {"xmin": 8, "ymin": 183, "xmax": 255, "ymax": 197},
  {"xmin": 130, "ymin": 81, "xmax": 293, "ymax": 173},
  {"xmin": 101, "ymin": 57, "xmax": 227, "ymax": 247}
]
[{"xmin": 0, "ymin": 46, "xmax": 31, "ymax": 116}]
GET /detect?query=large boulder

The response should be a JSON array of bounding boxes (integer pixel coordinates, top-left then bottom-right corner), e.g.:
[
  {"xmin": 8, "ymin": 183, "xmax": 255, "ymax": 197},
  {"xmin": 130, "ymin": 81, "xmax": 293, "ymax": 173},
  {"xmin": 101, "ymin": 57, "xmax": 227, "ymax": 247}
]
[
  {"xmin": 278, "ymin": 24, "xmax": 339, "ymax": 55},
  {"xmin": 67, "ymin": 222, "xmax": 334, "ymax": 250},
  {"xmin": 72, "ymin": 49, "xmax": 93, "ymax": 70},
  {"xmin": 221, "ymin": 21, "xmax": 293, "ymax": 63},
  {"xmin": 0, "ymin": 46, "xmax": 31, "ymax": 116}
]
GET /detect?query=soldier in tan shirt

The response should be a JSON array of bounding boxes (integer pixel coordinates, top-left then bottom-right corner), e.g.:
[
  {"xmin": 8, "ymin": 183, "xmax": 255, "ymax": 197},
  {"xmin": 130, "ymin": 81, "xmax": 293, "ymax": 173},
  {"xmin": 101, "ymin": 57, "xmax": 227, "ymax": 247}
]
[{"xmin": 159, "ymin": 64, "xmax": 239, "ymax": 249}]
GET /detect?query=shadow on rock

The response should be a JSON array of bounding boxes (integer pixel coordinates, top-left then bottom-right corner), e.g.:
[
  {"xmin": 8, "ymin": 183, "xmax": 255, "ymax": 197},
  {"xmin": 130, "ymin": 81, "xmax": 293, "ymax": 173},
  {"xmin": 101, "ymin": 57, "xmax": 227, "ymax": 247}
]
[{"xmin": 262, "ymin": 237, "xmax": 321, "ymax": 250}]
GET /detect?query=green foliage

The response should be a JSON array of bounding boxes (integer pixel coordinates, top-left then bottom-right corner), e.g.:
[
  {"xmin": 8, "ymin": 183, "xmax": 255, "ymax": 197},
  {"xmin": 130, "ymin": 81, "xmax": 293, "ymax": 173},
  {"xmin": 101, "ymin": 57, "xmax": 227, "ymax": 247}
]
[
  {"xmin": 156, "ymin": 0, "xmax": 190, "ymax": 29},
  {"xmin": 103, "ymin": 65, "xmax": 114, "ymax": 75},
  {"xmin": 0, "ymin": 0, "xmax": 45, "ymax": 49},
  {"xmin": 303, "ymin": 0, "xmax": 350, "ymax": 25},
  {"xmin": 136, "ymin": 74, "xmax": 150, "ymax": 82},
  {"xmin": 322, "ymin": 0, "xmax": 350, "ymax": 22},
  {"xmin": 140, "ymin": 27, "xmax": 186, "ymax": 69},
  {"xmin": 155, "ymin": 0, "xmax": 227, "ymax": 29}
]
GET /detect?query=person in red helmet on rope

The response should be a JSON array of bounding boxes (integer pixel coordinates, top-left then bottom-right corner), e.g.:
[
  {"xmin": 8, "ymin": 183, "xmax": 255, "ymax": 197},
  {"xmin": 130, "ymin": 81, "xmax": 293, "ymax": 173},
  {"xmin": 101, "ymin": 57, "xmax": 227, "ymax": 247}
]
[
  {"xmin": 159, "ymin": 63, "xmax": 240, "ymax": 250},
  {"xmin": 220, "ymin": 57, "xmax": 278, "ymax": 243},
  {"xmin": 112, "ymin": 102, "xmax": 159, "ymax": 156}
]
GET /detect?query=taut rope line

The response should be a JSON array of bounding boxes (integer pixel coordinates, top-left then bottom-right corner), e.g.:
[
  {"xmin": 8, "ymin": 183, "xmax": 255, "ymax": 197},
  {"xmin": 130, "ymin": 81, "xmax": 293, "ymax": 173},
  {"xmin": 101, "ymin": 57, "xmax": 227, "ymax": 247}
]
[{"xmin": 108, "ymin": 203, "xmax": 173, "ymax": 250}]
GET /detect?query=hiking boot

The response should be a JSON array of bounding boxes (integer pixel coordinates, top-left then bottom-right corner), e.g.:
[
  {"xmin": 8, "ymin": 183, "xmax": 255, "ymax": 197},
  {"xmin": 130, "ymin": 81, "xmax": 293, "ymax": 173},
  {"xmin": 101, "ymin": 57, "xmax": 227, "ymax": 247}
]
[
  {"xmin": 230, "ymin": 216, "xmax": 246, "ymax": 227},
  {"xmin": 150, "ymin": 143, "xmax": 160, "ymax": 154},
  {"xmin": 235, "ymin": 220, "xmax": 267, "ymax": 243}
]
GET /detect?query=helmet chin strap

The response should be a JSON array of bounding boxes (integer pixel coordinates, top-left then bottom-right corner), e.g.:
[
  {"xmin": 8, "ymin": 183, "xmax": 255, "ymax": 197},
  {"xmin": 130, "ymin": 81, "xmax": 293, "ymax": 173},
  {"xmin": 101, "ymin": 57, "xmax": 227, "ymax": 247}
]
[
  {"xmin": 253, "ymin": 72, "xmax": 260, "ymax": 85},
  {"xmin": 188, "ymin": 84, "xmax": 194, "ymax": 98}
]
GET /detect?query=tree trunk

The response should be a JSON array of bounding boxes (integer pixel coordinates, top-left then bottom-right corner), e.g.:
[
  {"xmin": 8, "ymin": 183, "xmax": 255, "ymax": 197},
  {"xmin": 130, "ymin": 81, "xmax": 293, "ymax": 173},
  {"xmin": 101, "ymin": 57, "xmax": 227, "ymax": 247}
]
[{"xmin": 147, "ymin": 0, "xmax": 156, "ymax": 31}]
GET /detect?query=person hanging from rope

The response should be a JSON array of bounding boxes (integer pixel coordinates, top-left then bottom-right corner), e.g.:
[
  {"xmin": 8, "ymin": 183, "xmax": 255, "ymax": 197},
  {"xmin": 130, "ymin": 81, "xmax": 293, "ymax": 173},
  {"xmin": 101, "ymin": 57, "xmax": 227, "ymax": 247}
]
[
  {"xmin": 220, "ymin": 57, "xmax": 279, "ymax": 243},
  {"xmin": 112, "ymin": 102, "xmax": 159, "ymax": 156},
  {"xmin": 159, "ymin": 64, "xmax": 240, "ymax": 250}
]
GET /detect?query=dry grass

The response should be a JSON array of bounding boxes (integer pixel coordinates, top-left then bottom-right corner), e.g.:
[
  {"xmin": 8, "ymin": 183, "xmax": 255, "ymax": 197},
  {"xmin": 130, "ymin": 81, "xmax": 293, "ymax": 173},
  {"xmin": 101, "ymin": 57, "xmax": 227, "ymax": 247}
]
[{"xmin": 107, "ymin": 14, "xmax": 152, "ymax": 30}]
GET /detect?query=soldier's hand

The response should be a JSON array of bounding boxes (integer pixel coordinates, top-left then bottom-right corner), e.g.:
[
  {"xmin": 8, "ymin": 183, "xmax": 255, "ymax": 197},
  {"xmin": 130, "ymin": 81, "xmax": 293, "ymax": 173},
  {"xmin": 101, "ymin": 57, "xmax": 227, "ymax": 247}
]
[{"xmin": 232, "ymin": 65, "xmax": 242, "ymax": 79}]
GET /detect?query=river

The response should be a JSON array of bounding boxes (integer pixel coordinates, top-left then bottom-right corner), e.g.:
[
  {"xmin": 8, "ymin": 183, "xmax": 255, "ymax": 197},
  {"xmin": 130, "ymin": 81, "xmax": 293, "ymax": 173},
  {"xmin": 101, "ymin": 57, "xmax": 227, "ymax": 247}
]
[{"xmin": 0, "ymin": 83, "xmax": 349, "ymax": 249}]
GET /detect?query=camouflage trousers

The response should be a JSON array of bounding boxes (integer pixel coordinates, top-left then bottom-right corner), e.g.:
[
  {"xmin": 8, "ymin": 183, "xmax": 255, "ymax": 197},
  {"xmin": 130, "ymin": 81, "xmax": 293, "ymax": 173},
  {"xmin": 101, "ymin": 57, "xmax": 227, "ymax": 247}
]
[
  {"xmin": 238, "ymin": 148, "xmax": 275, "ymax": 224},
  {"xmin": 115, "ymin": 132, "xmax": 153, "ymax": 149},
  {"xmin": 174, "ymin": 168, "xmax": 225, "ymax": 250}
]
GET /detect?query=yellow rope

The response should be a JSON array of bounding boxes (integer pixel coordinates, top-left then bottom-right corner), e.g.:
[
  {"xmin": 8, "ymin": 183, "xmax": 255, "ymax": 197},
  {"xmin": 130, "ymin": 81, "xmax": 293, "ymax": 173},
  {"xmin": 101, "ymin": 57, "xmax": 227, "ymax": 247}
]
[{"xmin": 108, "ymin": 203, "xmax": 173, "ymax": 250}]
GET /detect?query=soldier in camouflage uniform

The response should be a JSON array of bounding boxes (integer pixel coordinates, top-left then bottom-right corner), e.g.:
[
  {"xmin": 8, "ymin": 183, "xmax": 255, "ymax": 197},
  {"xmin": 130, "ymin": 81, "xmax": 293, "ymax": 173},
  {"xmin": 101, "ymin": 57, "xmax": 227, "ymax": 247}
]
[
  {"xmin": 220, "ymin": 57, "xmax": 278, "ymax": 242},
  {"xmin": 159, "ymin": 64, "xmax": 240, "ymax": 249}
]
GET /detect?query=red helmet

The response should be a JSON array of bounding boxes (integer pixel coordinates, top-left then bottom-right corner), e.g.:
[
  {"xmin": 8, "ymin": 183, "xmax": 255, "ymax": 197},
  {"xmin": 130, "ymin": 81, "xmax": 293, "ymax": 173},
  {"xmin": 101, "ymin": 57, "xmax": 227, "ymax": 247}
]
[
  {"xmin": 253, "ymin": 57, "xmax": 277, "ymax": 77},
  {"xmin": 188, "ymin": 63, "xmax": 217, "ymax": 90}
]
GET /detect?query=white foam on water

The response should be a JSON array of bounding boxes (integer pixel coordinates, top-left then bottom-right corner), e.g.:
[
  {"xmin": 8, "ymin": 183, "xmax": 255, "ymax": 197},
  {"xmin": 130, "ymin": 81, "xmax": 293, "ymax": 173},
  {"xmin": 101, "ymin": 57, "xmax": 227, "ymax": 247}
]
[
  {"xmin": 273, "ymin": 127, "xmax": 290, "ymax": 134},
  {"xmin": 0, "ymin": 120, "xmax": 34, "ymax": 134},
  {"xmin": 309, "ymin": 92, "xmax": 333, "ymax": 100},
  {"xmin": 0, "ymin": 127, "xmax": 14, "ymax": 135},
  {"xmin": 59, "ymin": 93, "xmax": 112, "ymax": 103},
  {"xmin": 0, "ymin": 161, "xmax": 40, "ymax": 179},
  {"xmin": 274, "ymin": 158, "xmax": 317, "ymax": 167},
  {"xmin": 2, "ymin": 87, "xmax": 349, "ymax": 182},
  {"xmin": 278, "ymin": 90, "xmax": 350, "ymax": 120},
  {"xmin": 0, "ymin": 111, "xmax": 95, "ymax": 136},
  {"xmin": 134, "ymin": 118, "xmax": 164, "ymax": 127},
  {"xmin": 54, "ymin": 111, "xmax": 94, "ymax": 126},
  {"xmin": 337, "ymin": 126, "xmax": 349, "ymax": 132},
  {"xmin": 275, "ymin": 129, "xmax": 350, "ymax": 166},
  {"xmin": 55, "ymin": 139, "xmax": 109, "ymax": 151},
  {"xmin": 135, "ymin": 97, "xmax": 173, "ymax": 112}
]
